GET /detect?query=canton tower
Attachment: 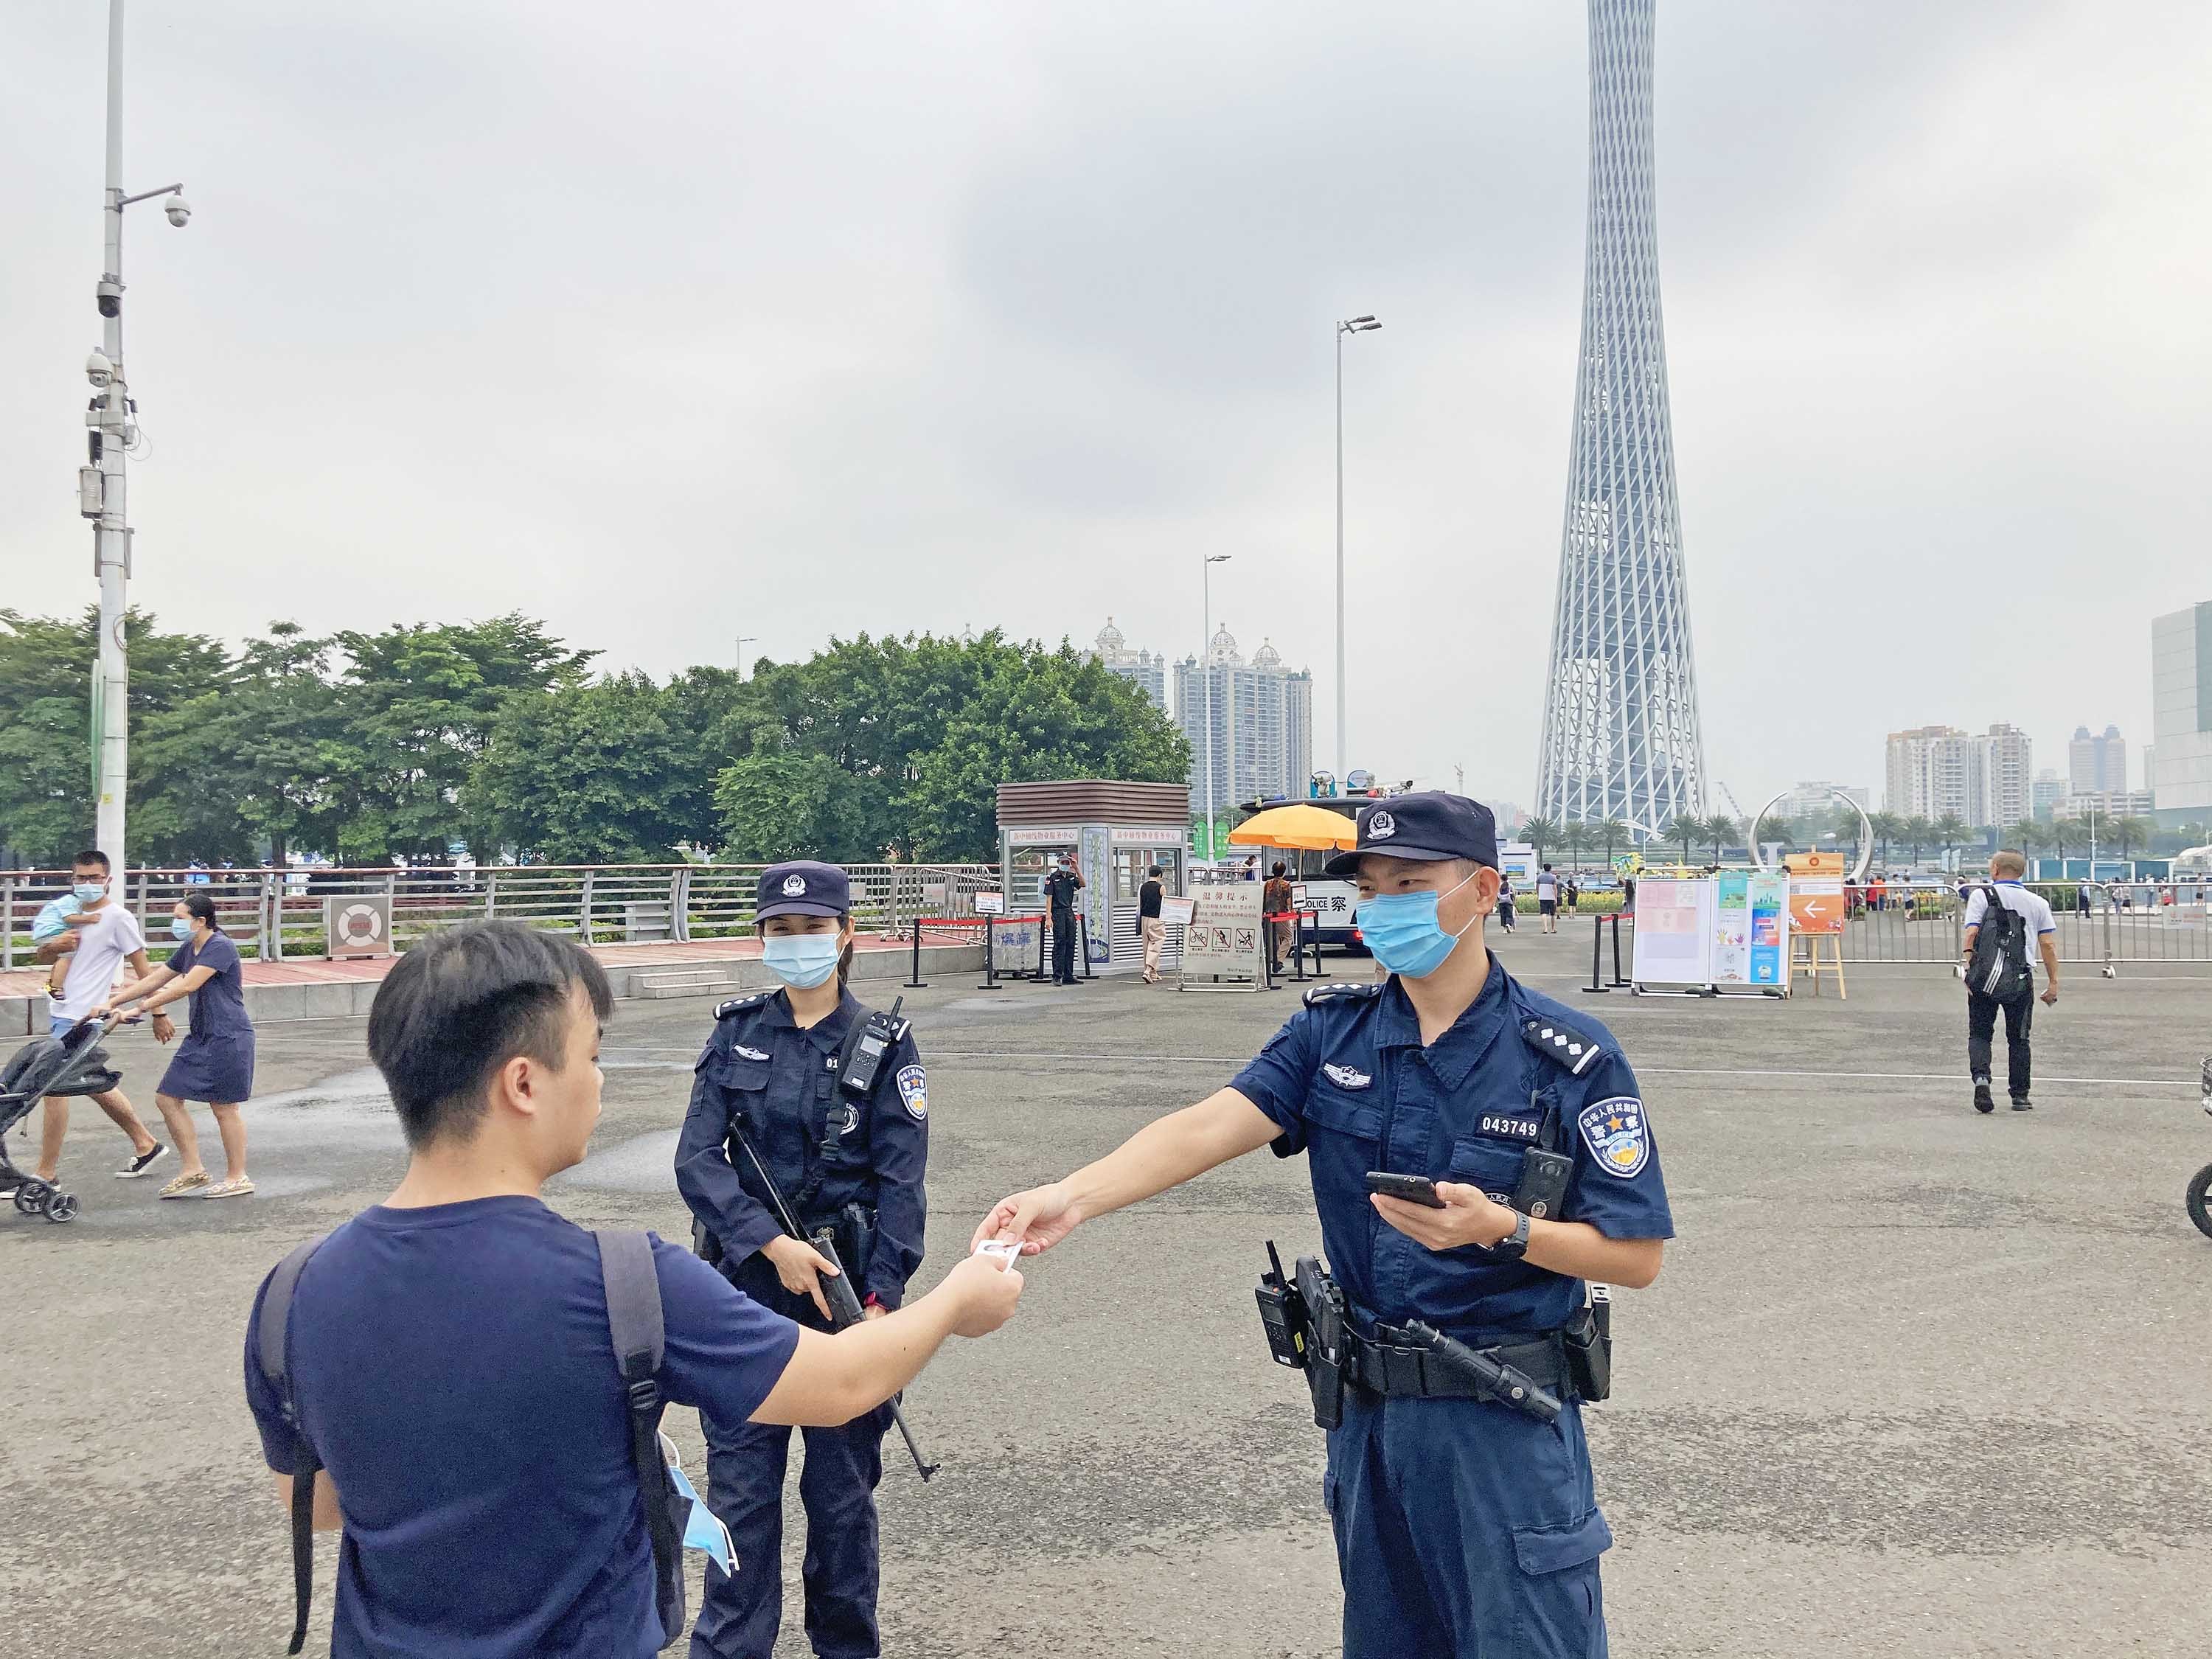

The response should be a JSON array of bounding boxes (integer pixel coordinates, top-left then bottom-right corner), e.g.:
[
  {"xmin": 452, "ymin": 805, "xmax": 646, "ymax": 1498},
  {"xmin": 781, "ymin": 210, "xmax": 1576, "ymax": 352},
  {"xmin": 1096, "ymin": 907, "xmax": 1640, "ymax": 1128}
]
[{"xmin": 1534, "ymin": 0, "xmax": 1706, "ymax": 840}]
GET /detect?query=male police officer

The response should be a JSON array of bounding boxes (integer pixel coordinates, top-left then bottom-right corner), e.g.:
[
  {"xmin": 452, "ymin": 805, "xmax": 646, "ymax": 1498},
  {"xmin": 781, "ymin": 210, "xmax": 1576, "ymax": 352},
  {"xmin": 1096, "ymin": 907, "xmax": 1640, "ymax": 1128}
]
[
  {"xmin": 975, "ymin": 792, "xmax": 1672, "ymax": 1657},
  {"xmin": 1043, "ymin": 854, "xmax": 1085, "ymax": 984}
]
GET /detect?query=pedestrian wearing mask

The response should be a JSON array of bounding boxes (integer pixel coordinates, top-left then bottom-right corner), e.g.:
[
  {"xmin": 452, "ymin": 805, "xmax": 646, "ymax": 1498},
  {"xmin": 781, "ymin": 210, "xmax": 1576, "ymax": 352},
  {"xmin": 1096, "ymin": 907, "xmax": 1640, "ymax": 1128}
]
[
  {"xmin": 675, "ymin": 861, "xmax": 930, "ymax": 1659},
  {"xmin": 95, "ymin": 891, "xmax": 257, "ymax": 1199},
  {"xmin": 18, "ymin": 849, "xmax": 167, "ymax": 1189}
]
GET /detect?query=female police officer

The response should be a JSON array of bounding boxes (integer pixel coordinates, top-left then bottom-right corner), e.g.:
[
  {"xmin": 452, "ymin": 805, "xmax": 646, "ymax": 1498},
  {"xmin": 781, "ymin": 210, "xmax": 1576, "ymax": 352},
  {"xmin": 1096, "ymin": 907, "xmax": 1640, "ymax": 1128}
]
[{"xmin": 675, "ymin": 861, "xmax": 928, "ymax": 1659}]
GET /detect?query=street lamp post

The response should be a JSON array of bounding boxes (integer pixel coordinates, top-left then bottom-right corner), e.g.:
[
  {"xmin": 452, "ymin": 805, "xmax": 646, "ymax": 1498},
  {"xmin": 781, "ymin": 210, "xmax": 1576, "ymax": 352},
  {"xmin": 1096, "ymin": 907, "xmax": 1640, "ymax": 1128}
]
[
  {"xmin": 83, "ymin": 0, "xmax": 191, "ymax": 869},
  {"xmin": 1203, "ymin": 555, "xmax": 1231, "ymax": 861},
  {"xmin": 734, "ymin": 636, "xmax": 758, "ymax": 681},
  {"xmin": 1335, "ymin": 313, "xmax": 1380, "ymax": 780}
]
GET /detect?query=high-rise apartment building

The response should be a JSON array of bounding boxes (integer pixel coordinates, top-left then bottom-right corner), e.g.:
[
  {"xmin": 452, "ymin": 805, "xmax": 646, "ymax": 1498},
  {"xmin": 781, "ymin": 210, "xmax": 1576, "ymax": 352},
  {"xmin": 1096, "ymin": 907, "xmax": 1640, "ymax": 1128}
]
[
  {"xmin": 2068, "ymin": 724, "xmax": 2127, "ymax": 794},
  {"xmin": 1086, "ymin": 618, "xmax": 1166, "ymax": 714},
  {"xmin": 1885, "ymin": 724, "xmax": 2032, "ymax": 827},
  {"xmin": 1175, "ymin": 627, "xmax": 1313, "ymax": 809},
  {"xmin": 2152, "ymin": 602, "xmax": 2212, "ymax": 827},
  {"xmin": 2031, "ymin": 769, "xmax": 2065, "ymax": 821}
]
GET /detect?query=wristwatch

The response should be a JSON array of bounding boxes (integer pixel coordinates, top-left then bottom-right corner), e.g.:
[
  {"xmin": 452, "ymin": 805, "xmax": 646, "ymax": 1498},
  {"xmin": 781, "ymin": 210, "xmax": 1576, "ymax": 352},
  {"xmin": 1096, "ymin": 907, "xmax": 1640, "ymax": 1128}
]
[{"xmin": 1489, "ymin": 1209, "xmax": 1531, "ymax": 1261}]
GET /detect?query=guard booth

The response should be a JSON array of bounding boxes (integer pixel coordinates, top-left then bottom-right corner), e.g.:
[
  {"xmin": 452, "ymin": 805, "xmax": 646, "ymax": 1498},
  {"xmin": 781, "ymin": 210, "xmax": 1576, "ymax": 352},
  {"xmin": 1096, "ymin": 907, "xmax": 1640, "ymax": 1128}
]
[{"xmin": 997, "ymin": 780, "xmax": 1190, "ymax": 977}]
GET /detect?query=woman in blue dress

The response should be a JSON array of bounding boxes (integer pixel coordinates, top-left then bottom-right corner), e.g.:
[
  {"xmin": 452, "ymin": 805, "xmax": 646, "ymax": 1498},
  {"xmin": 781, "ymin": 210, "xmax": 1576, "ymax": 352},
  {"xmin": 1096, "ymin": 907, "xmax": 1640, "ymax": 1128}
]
[{"xmin": 96, "ymin": 892, "xmax": 257, "ymax": 1199}]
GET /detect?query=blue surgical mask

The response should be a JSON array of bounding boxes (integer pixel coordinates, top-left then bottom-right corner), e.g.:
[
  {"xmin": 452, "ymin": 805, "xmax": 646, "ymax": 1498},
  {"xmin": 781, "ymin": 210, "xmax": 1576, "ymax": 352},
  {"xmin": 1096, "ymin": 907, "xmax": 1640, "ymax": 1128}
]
[
  {"xmin": 73, "ymin": 883, "xmax": 105, "ymax": 904},
  {"xmin": 170, "ymin": 917, "xmax": 193, "ymax": 941},
  {"xmin": 762, "ymin": 932, "xmax": 841, "ymax": 989},
  {"xmin": 1356, "ymin": 869, "xmax": 1482, "ymax": 978}
]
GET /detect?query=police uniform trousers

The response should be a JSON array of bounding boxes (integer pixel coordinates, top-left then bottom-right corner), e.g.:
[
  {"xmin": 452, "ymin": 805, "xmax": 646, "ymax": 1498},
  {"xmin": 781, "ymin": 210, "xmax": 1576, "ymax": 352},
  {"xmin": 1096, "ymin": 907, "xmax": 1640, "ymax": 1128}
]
[
  {"xmin": 692, "ymin": 1254, "xmax": 894, "ymax": 1659},
  {"xmin": 1324, "ymin": 1390, "xmax": 1613, "ymax": 1658},
  {"xmin": 1051, "ymin": 909, "xmax": 1077, "ymax": 983}
]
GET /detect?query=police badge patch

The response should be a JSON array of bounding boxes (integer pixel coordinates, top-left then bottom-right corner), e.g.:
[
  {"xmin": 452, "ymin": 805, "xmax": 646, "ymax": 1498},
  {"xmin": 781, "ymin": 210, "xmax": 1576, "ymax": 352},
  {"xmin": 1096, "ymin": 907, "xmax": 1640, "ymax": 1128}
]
[
  {"xmin": 895, "ymin": 1064, "xmax": 928, "ymax": 1121},
  {"xmin": 1576, "ymin": 1097, "xmax": 1649, "ymax": 1178}
]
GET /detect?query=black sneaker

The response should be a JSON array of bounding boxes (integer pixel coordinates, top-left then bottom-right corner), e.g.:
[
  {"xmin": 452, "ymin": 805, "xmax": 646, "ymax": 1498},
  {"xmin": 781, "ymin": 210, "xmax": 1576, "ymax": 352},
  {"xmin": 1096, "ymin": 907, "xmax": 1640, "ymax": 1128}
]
[
  {"xmin": 1972, "ymin": 1081, "xmax": 1994, "ymax": 1114},
  {"xmin": 2010, "ymin": 1097, "xmax": 2034, "ymax": 1112},
  {"xmin": 115, "ymin": 1143, "xmax": 168, "ymax": 1178}
]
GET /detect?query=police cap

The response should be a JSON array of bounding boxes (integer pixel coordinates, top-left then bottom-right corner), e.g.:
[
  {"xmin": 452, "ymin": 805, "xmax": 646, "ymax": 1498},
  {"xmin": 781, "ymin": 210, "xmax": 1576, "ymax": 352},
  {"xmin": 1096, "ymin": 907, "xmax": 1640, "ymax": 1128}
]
[
  {"xmin": 756, "ymin": 860, "xmax": 849, "ymax": 922},
  {"xmin": 1323, "ymin": 790, "xmax": 1499, "ymax": 877}
]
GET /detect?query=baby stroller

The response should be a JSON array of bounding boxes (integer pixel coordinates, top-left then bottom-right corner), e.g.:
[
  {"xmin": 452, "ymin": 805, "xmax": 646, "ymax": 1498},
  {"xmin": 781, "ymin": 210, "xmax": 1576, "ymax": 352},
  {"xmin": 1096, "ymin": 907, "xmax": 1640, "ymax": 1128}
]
[{"xmin": 1, "ymin": 1013, "xmax": 129, "ymax": 1225}]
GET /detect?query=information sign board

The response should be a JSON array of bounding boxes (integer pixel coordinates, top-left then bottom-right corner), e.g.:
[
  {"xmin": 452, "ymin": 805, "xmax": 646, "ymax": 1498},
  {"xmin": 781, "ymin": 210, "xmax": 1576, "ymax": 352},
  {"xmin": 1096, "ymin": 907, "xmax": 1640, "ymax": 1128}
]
[
  {"xmin": 1178, "ymin": 882, "xmax": 1265, "ymax": 989},
  {"xmin": 1629, "ymin": 878, "xmax": 1713, "ymax": 987}
]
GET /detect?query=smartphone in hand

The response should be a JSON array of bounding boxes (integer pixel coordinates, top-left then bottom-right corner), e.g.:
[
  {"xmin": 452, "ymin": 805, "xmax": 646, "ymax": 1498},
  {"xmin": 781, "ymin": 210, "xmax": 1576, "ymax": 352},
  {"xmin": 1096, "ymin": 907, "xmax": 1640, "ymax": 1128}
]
[{"xmin": 1364, "ymin": 1171, "xmax": 1445, "ymax": 1208}]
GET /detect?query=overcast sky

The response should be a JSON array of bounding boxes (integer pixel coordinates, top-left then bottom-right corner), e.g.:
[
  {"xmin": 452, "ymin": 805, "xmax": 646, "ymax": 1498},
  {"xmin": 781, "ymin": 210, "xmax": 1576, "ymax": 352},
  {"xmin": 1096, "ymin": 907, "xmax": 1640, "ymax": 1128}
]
[{"xmin": 6, "ymin": 1, "xmax": 2208, "ymax": 815}]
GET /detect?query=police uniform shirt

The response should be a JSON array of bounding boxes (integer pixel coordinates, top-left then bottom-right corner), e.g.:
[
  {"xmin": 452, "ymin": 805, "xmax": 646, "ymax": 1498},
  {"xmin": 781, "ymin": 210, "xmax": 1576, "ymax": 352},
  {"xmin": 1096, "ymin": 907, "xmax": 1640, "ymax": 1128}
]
[
  {"xmin": 1045, "ymin": 868, "xmax": 1079, "ymax": 917},
  {"xmin": 675, "ymin": 989, "xmax": 928, "ymax": 1308},
  {"xmin": 1229, "ymin": 961, "xmax": 1672, "ymax": 1338}
]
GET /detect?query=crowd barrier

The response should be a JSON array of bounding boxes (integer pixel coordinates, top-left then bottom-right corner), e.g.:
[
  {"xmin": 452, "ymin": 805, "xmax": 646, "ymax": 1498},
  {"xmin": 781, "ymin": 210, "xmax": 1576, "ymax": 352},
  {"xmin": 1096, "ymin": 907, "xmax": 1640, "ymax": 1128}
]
[
  {"xmin": 902, "ymin": 914, "xmax": 1048, "ymax": 990},
  {"xmin": 0, "ymin": 861, "xmax": 999, "ymax": 969},
  {"xmin": 1838, "ymin": 880, "xmax": 2212, "ymax": 973}
]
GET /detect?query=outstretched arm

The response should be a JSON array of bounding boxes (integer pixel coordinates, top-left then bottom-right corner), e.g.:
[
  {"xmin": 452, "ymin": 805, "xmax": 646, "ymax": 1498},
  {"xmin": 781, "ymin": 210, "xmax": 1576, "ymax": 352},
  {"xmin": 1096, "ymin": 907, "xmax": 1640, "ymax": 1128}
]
[{"xmin": 971, "ymin": 1088, "xmax": 1281, "ymax": 1254}]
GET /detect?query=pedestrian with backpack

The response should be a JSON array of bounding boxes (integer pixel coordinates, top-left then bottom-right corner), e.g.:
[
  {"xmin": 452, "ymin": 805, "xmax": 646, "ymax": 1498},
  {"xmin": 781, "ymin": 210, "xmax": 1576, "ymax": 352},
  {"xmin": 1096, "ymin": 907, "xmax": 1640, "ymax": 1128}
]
[
  {"xmin": 1961, "ymin": 850, "xmax": 2061, "ymax": 1113},
  {"xmin": 241, "ymin": 921, "xmax": 1023, "ymax": 1658}
]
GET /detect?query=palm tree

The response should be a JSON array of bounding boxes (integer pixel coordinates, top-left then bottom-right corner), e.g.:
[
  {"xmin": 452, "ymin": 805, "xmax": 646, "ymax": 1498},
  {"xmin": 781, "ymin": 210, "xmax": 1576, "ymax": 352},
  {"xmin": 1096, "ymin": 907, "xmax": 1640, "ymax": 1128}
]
[
  {"xmin": 1901, "ymin": 815, "xmax": 1936, "ymax": 863},
  {"xmin": 1520, "ymin": 817, "xmax": 1559, "ymax": 865},
  {"xmin": 2112, "ymin": 815, "xmax": 2153, "ymax": 860},
  {"xmin": 1868, "ymin": 811, "xmax": 1905, "ymax": 866},
  {"xmin": 1559, "ymin": 818, "xmax": 1591, "ymax": 872},
  {"xmin": 1832, "ymin": 804, "xmax": 1866, "ymax": 863},
  {"xmin": 1661, "ymin": 814, "xmax": 1700, "ymax": 865},
  {"xmin": 1593, "ymin": 817, "xmax": 1627, "ymax": 870},
  {"xmin": 1703, "ymin": 814, "xmax": 1738, "ymax": 863},
  {"xmin": 1932, "ymin": 813, "xmax": 1970, "ymax": 866},
  {"xmin": 2009, "ymin": 820, "xmax": 2049, "ymax": 860},
  {"xmin": 2049, "ymin": 815, "xmax": 2083, "ymax": 863}
]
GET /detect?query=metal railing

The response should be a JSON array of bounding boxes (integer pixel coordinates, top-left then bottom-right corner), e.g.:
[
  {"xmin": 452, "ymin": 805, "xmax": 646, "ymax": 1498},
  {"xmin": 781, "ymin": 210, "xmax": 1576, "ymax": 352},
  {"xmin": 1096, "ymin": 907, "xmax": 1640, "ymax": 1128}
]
[
  {"xmin": 1836, "ymin": 880, "xmax": 2212, "ymax": 970},
  {"xmin": 1, "ymin": 862, "xmax": 999, "ymax": 969}
]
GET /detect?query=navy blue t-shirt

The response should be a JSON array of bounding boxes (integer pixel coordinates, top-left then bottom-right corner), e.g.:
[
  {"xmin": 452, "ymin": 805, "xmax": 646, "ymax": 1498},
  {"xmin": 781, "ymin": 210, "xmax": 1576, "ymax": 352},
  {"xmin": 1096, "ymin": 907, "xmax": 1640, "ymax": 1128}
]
[{"xmin": 243, "ymin": 1197, "xmax": 800, "ymax": 1658}]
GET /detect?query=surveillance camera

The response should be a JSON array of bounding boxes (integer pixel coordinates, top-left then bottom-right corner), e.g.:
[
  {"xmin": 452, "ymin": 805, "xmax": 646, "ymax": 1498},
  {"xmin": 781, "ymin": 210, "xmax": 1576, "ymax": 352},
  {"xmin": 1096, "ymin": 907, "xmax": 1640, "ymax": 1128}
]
[
  {"xmin": 96, "ymin": 277, "xmax": 122, "ymax": 319},
  {"xmin": 85, "ymin": 349, "xmax": 115, "ymax": 389},
  {"xmin": 164, "ymin": 195, "xmax": 191, "ymax": 228}
]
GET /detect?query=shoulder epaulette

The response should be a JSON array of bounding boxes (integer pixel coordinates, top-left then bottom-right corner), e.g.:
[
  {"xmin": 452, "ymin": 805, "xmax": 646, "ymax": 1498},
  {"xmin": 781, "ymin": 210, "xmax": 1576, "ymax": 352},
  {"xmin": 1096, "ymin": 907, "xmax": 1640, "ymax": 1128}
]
[
  {"xmin": 1303, "ymin": 980, "xmax": 1385, "ymax": 1008},
  {"xmin": 714, "ymin": 990, "xmax": 776, "ymax": 1020},
  {"xmin": 1519, "ymin": 1012, "xmax": 1604, "ymax": 1077}
]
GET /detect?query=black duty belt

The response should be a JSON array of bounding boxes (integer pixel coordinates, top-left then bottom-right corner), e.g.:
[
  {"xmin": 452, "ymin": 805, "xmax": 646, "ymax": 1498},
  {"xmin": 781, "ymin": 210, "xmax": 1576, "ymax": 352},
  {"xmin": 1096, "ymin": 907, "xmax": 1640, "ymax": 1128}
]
[{"xmin": 1346, "ymin": 1326, "xmax": 1571, "ymax": 1401}]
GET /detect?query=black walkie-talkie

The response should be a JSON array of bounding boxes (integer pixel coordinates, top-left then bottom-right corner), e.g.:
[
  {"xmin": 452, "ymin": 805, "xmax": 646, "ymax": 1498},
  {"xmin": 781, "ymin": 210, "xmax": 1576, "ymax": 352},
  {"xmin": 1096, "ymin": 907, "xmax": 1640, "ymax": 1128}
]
[{"xmin": 841, "ymin": 996, "xmax": 903, "ymax": 1097}]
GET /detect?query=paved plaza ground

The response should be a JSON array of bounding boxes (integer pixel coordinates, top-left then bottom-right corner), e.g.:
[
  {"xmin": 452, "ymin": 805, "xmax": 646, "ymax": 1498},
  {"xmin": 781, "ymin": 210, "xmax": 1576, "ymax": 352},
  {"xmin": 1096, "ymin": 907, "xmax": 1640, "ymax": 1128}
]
[{"xmin": 6, "ymin": 925, "xmax": 2209, "ymax": 1657}]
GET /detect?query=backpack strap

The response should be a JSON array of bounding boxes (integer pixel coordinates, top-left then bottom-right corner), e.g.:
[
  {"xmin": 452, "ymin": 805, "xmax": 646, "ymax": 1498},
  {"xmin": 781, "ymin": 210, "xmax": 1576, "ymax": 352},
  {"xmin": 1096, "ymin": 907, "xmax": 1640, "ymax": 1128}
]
[
  {"xmin": 595, "ymin": 1231, "xmax": 681, "ymax": 1633},
  {"xmin": 258, "ymin": 1234, "xmax": 330, "ymax": 1658}
]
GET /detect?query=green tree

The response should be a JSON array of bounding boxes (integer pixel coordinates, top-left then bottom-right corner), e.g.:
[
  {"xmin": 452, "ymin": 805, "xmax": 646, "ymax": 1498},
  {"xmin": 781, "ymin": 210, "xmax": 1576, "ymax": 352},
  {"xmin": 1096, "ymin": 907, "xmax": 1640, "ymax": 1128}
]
[
  {"xmin": 2111, "ymin": 815, "xmax": 2154, "ymax": 860},
  {"xmin": 1901, "ymin": 815, "xmax": 1936, "ymax": 862},
  {"xmin": 1557, "ymin": 818, "xmax": 1590, "ymax": 870},
  {"xmin": 2008, "ymin": 820, "xmax": 2050, "ymax": 862},
  {"xmin": 320, "ymin": 616, "xmax": 596, "ymax": 863},
  {"xmin": 1703, "ymin": 814, "xmax": 1738, "ymax": 862},
  {"xmin": 712, "ymin": 751, "xmax": 880, "ymax": 864},
  {"xmin": 1521, "ymin": 817, "xmax": 1559, "ymax": 864},
  {"xmin": 1660, "ymin": 815, "xmax": 1699, "ymax": 865},
  {"xmin": 2048, "ymin": 815, "xmax": 2084, "ymax": 862},
  {"xmin": 0, "ymin": 606, "xmax": 233, "ymax": 866},
  {"xmin": 706, "ymin": 632, "xmax": 1190, "ymax": 863},
  {"xmin": 1868, "ymin": 811, "xmax": 1905, "ymax": 866},
  {"xmin": 1592, "ymin": 817, "xmax": 1627, "ymax": 870},
  {"xmin": 1932, "ymin": 812, "xmax": 1971, "ymax": 866},
  {"xmin": 474, "ymin": 672, "xmax": 694, "ymax": 863}
]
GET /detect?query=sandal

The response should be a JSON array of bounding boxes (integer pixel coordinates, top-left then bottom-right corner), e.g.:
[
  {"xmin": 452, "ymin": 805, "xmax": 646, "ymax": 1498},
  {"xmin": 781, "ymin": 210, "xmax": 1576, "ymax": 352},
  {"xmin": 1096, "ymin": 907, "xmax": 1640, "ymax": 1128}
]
[
  {"xmin": 201, "ymin": 1177, "xmax": 256, "ymax": 1200},
  {"xmin": 160, "ymin": 1170, "xmax": 212, "ymax": 1200}
]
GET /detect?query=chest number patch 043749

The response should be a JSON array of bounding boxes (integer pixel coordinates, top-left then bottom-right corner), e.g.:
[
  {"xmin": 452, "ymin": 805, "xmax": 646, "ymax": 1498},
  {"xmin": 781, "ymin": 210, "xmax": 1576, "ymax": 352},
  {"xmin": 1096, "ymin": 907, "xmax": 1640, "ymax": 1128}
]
[
  {"xmin": 1577, "ymin": 1097, "xmax": 1649, "ymax": 1178},
  {"xmin": 895, "ymin": 1064, "xmax": 928, "ymax": 1121}
]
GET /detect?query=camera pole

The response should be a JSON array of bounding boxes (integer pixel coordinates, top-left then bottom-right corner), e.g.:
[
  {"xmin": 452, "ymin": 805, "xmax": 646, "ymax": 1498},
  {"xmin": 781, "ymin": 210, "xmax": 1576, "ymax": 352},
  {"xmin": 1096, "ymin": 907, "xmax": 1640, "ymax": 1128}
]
[{"xmin": 86, "ymin": 0, "xmax": 191, "ymax": 870}]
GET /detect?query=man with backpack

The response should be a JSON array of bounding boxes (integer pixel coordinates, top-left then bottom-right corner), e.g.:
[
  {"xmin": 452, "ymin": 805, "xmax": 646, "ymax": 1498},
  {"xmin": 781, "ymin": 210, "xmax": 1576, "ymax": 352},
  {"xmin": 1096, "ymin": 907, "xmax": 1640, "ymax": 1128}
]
[
  {"xmin": 241, "ymin": 922, "xmax": 1023, "ymax": 1657},
  {"xmin": 1961, "ymin": 850, "xmax": 2061, "ymax": 1113}
]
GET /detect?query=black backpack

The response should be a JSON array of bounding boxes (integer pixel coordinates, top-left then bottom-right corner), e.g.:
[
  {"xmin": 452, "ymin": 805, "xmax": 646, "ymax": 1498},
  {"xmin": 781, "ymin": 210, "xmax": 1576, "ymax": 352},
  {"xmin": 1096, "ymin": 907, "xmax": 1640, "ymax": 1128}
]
[
  {"xmin": 1967, "ymin": 885, "xmax": 2033, "ymax": 1001},
  {"xmin": 256, "ymin": 1229, "xmax": 689, "ymax": 1654}
]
